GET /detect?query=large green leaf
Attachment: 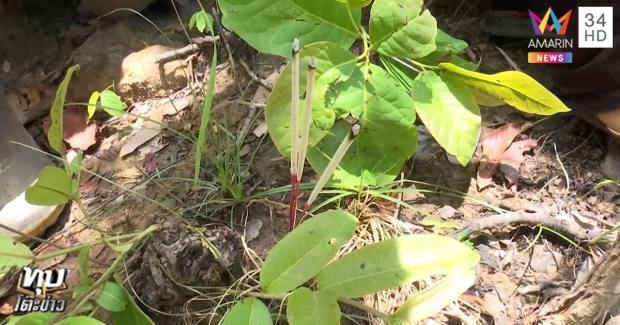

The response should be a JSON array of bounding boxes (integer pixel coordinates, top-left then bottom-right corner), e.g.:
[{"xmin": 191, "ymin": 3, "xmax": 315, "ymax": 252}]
[
  {"xmin": 110, "ymin": 278, "xmax": 155, "ymax": 325},
  {"xmin": 222, "ymin": 297, "xmax": 273, "ymax": 325},
  {"xmin": 438, "ymin": 62, "xmax": 571, "ymax": 114},
  {"xmin": 434, "ymin": 30, "xmax": 468, "ymax": 55},
  {"xmin": 260, "ymin": 210, "xmax": 358, "ymax": 294},
  {"xmin": 369, "ymin": 0, "xmax": 437, "ymax": 58},
  {"xmin": 388, "ymin": 268, "xmax": 476, "ymax": 324},
  {"xmin": 379, "ymin": 55, "xmax": 419, "ymax": 93},
  {"xmin": 286, "ymin": 287, "xmax": 340, "ymax": 325},
  {"xmin": 265, "ymin": 42, "xmax": 358, "ymax": 160},
  {"xmin": 219, "ymin": 0, "xmax": 361, "ymax": 58},
  {"xmin": 411, "ymin": 70, "xmax": 481, "ymax": 166},
  {"xmin": 48, "ymin": 65, "xmax": 79, "ymax": 153},
  {"xmin": 0, "ymin": 234, "xmax": 33, "ymax": 273},
  {"xmin": 316, "ymin": 234, "xmax": 480, "ymax": 298},
  {"xmin": 334, "ymin": 0, "xmax": 372, "ymax": 7},
  {"xmin": 25, "ymin": 166, "xmax": 72, "ymax": 206},
  {"xmin": 306, "ymin": 63, "xmax": 418, "ymax": 187},
  {"xmin": 13, "ymin": 313, "xmax": 56, "ymax": 325},
  {"xmin": 380, "ymin": 54, "xmax": 476, "ymax": 96},
  {"xmin": 95, "ymin": 281, "xmax": 128, "ymax": 312}
]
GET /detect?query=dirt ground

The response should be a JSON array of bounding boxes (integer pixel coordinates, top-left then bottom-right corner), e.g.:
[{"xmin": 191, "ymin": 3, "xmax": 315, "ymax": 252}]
[{"xmin": 1, "ymin": 0, "xmax": 619, "ymax": 324}]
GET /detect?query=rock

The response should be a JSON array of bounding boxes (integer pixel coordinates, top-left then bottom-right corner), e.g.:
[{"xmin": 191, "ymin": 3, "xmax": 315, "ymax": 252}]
[
  {"xmin": 68, "ymin": 19, "xmax": 188, "ymax": 104},
  {"xmin": 119, "ymin": 45, "xmax": 188, "ymax": 100}
]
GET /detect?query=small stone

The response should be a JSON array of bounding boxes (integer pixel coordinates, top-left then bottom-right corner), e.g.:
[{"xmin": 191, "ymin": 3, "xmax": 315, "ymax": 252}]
[{"xmin": 438, "ymin": 205, "xmax": 456, "ymax": 219}]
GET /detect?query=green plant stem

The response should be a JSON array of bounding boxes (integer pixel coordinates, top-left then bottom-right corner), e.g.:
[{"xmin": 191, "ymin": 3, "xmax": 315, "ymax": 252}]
[
  {"xmin": 390, "ymin": 57, "xmax": 420, "ymax": 73},
  {"xmin": 74, "ymin": 196, "xmax": 107, "ymax": 234},
  {"xmin": 346, "ymin": 5, "xmax": 362, "ymax": 39},
  {"xmin": 214, "ymin": 288, "xmax": 390, "ymax": 321},
  {"xmin": 338, "ymin": 297, "xmax": 390, "ymax": 321},
  {"xmin": 407, "ymin": 58, "xmax": 435, "ymax": 70},
  {"xmin": 47, "ymin": 225, "xmax": 158, "ymax": 324},
  {"xmin": 194, "ymin": 29, "xmax": 218, "ymax": 188},
  {"xmin": 0, "ymin": 229, "xmax": 151, "ymax": 261}
]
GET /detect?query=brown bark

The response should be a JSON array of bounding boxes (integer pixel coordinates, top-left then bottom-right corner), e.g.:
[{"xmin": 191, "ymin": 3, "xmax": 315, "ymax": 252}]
[{"xmin": 537, "ymin": 237, "xmax": 620, "ymax": 324}]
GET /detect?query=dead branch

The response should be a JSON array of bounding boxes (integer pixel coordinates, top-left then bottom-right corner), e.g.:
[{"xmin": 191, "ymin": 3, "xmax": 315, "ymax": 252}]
[
  {"xmin": 154, "ymin": 33, "xmax": 233, "ymax": 64},
  {"xmin": 537, "ymin": 236, "xmax": 620, "ymax": 324},
  {"xmin": 450, "ymin": 210, "xmax": 603, "ymax": 242}
]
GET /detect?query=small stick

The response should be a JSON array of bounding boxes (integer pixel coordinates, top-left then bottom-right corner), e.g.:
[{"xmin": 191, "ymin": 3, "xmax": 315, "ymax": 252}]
[
  {"xmin": 290, "ymin": 38, "xmax": 301, "ymax": 178},
  {"xmin": 289, "ymin": 38, "xmax": 301, "ymax": 231},
  {"xmin": 300, "ymin": 121, "xmax": 361, "ymax": 218},
  {"xmin": 297, "ymin": 57, "xmax": 317, "ymax": 178}
]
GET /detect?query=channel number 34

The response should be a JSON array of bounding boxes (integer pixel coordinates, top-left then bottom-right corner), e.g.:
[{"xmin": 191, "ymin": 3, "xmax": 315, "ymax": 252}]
[{"xmin": 578, "ymin": 7, "xmax": 613, "ymax": 48}]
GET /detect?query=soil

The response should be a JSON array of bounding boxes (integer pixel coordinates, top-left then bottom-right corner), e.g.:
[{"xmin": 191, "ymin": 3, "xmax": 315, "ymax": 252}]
[{"xmin": 1, "ymin": 0, "xmax": 619, "ymax": 324}]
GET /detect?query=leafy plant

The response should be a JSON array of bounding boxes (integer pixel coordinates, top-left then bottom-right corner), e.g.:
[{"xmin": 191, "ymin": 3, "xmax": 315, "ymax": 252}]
[
  {"xmin": 0, "ymin": 64, "xmax": 157, "ymax": 325},
  {"xmin": 220, "ymin": 209, "xmax": 481, "ymax": 324},
  {"xmin": 218, "ymin": 0, "xmax": 570, "ymax": 194}
]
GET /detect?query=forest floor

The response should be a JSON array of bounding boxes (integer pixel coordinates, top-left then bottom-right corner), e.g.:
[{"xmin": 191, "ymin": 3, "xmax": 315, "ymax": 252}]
[{"xmin": 0, "ymin": 0, "xmax": 618, "ymax": 324}]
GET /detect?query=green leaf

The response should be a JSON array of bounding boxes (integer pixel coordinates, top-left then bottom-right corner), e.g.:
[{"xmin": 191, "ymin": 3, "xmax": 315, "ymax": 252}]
[
  {"xmin": 78, "ymin": 245, "xmax": 95, "ymax": 286},
  {"xmin": 69, "ymin": 151, "xmax": 83, "ymax": 177},
  {"xmin": 95, "ymin": 281, "xmax": 128, "ymax": 312},
  {"xmin": 380, "ymin": 55, "xmax": 418, "ymax": 92},
  {"xmin": 333, "ymin": 0, "xmax": 372, "ymax": 7},
  {"xmin": 260, "ymin": 209, "xmax": 358, "ymax": 294},
  {"xmin": 306, "ymin": 63, "xmax": 417, "ymax": 187},
  {"xmin": 265, "ymin": 41, "xmax": 358, "ymax": 158},
  {"xmin": 12, "ymin": 312, "xmax": 56, "ymax": 325},
  {"xmin": 69, "ymin": 151, "xmax": 83, "ymax": 196},
  {"xmin": 411, "ymin": 70, "xmax": 481, "ymax": 166},
  {"xmin": 110, "ymin": 278, "xmax": 155, "ymax": 325},
  {"xmin": 103, "ymin": 237, "xmax": 134, "ymax": 252},
  {"xmin": 87, "ymin": 91, "xmax": 100, "ymax": 119},
  {"xmin": 286, "ymin": 287, "xmax": 340, "ymax": 325},
  {"xmin": 0, "ymin": 234, "xmax": 33, "ymax": 273},
  {"xmin": 190, "ymin": 11, "xmax": 214, "ymax": 33},
  {"xmin": 48, "ymin": 65, "xmax": 79, "ymax": 153},
  {"xmin": 434, "ymin": 30, "xmax": 468, "ymax": 55},
  {"xmin": 439, "ymin": 62, "xmax": 571, "ymax": 114},
  {"xmin": 448, "ymin": 55, "xmax": 478, "ymax": 71},
  {"xmin": 388, "ymin": 268, "xmax": 476, "ymax": 324},
  {"xmin": 99, "ymin": 90, "xmax": 125, "ymax": 117},
  {"xmin": 219, "ymin": 0, "xmax": 361, "ymax": 58},
  {"xmin": 56, "ymin": 316, "xmax": 106, "ymax": 325},
  {"xmin": 316, "ymin": 234, "xmax": 480, "ymax": 298},
  {"xmin": 73, "ymin": 283, "xmax": 91, "ymax": 299},
  {"xmin": 369, "ymin": 0, "xmax": 437, "ymax": 58},
  {"xmin": 222, "ymin": 297, "xmax": 273, "ymax": 325},
  {"xmin": 25, "ymin": 166, "xmax": 72, "ymax": 206}
]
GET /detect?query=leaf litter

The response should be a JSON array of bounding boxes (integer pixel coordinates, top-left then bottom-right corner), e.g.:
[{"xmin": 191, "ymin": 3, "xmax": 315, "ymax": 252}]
[
  {"xmin": 42, "ymin": 105, "xmax": 100, "ymax": 151},
  {"xmin": 477, "ymin": 121, "xmax": 533, "ymax": 190}
]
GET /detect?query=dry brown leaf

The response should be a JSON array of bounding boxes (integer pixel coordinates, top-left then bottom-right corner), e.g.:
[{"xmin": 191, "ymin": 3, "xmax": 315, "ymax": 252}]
[
  {"xmin": 476, "ymin": 121, "xmax": 532, "ymax": 191},
  {"xmin": 499, "ymin": 139, "xmax": 537, "ymax": 191},
  {"xmin": 252, "ymin": 121, "xmax": 268, "ymax": 137},
  {"xmin": 42, "ymin": 106, "xmax": 99, "ymax": 151},
  {"xmin": 119, "ymin": 123, "xmax": 162, "ymax": 157}
]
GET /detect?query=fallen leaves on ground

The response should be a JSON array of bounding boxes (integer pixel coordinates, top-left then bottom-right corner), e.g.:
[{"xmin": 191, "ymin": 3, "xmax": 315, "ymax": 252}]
[
  {"xmin": 499, "ymin": 139, "xmax": 538, "ymax": 191},
  {"xmin": 42, "ymin": 105, "xmax": 99, "ymax": 151},
  {"xmin": 477, "ymin": 121, "xmax": 533, "ymax": 191}
]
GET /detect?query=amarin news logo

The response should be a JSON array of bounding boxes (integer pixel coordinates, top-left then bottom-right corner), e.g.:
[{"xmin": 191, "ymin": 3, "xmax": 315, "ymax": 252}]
[
  {"xmin": 14, "ymin": 266, "xmax": 68, "ymax": 313},
  {"xmin": 529, "ymin": 8, "xmax": 573, "ymax": 35},
  {"xmin": 528, "ymin": 7, "xmax": 573, "ymax": 63}
]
